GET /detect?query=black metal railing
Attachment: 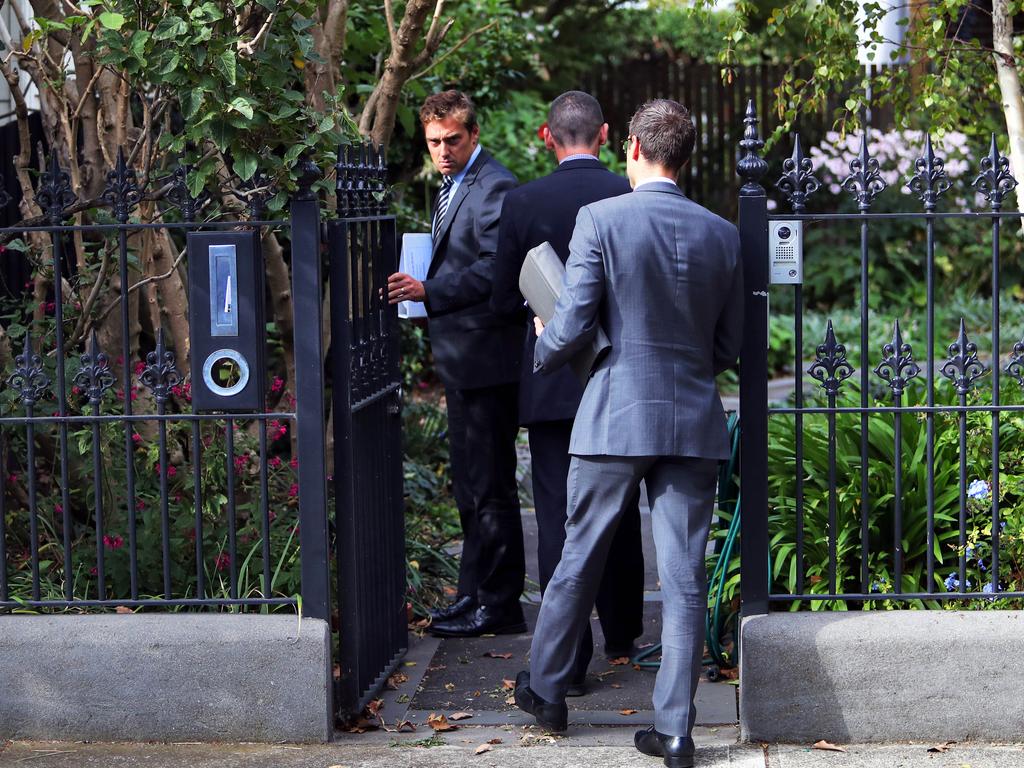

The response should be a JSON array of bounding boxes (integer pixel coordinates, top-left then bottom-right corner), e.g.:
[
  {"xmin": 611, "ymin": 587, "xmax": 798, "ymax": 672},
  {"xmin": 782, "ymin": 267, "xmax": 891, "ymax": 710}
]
[
  {"xmin": 0, "ymin": 150, "xmax": 318, "ymax": 612},
  {"xmin": 738, "ymin": 101, "xmax": 1024, "ymax": 613}
]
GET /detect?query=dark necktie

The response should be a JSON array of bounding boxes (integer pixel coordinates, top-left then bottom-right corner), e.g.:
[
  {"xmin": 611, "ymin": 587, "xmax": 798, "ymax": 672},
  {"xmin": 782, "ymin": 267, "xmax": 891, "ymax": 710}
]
[{"xmin": 432, "ymin": 176, "xmax": 454, "ymax": 242}]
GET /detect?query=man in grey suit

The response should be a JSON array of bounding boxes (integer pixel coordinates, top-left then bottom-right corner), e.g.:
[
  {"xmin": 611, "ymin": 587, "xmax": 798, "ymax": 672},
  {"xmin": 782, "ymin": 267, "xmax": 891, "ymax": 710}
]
[{"xmin": 514, "ymin": 99, "xmax": 743, "ymax": 768}]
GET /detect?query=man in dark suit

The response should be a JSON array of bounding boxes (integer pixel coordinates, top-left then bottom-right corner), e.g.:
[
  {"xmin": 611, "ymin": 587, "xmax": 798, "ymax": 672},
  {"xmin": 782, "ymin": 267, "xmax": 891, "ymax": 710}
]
[
  {"xmin": 514, "ymin": 99, "xmax": 743, "ymax": 768},
  {"xmin": 387, "ymin": 90, "xmax": 526, "ymax": 638},
  {"xmin": 490, "ymin": 91, "xmax": 645, "ymax": 693}
]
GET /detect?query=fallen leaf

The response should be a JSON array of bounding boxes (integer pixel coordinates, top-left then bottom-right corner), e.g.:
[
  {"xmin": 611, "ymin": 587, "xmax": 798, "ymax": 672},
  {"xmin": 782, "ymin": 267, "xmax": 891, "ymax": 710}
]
[
  {"xmin": 488, "ymin": 738, "xmax": 503, "ymax": 744},
  {"xmin": 115, "ymin": 606, "xmax": 133, "ymax": 614},
  {"xmin": 340, "ymin": 717, "xmax": 379, "ymax": 734},
  {"xmin": 414, "ymin": 618, "xmax": 431, "ymax": 629},
  {"xmin": 505, "ymin": 695, "xmax": 516, "ymax": 705},
  {"xmin": 386, "ymin": 672, "xmax": 409, "ymax": 689},
  {"xmin": 449, "ymin": 712, "xmax": 474, "ymax": 721},
  {"xmin": 595, "ymin": 670, "xmax": 616, "ymax": 681},
  {"xmin": 609, "ymin": 656, "xmax": 631, "ymax": 665},
  {"xmin": 812, "ymin": 740, "xmax": 847, "ymax": 753},
  {"xmin": 474, "ymin": 744, "xmax": 493, "ymax": 755},
  {"xmin": 397, "ymin": 720, "xmax": 416, "ymax": 732},
  {"xmin": 619, "ymin": 709, "xmax": 638, "ymax": 716},
  {"xmin": 366, "ymin": 699, "xmax": 384, "ymax": 717},
  {"xmin": 428, "ymin": 664, "xmax": 447, "ymax": 673},
  {"xmin": 501, "ymin": 678, "xmax": 516, "ymax": 690},
  {"xmin": 928, "ymin": 741, "xmax": 956, "ymax": 753},
  {"xmin": 610, "ymin": 683, "xmax": 622, "ymax": 689},
  {"xmin": 444, "ymin": 682, "xmax": 456, "ymax": 692},
  {"xmin": 426, "ymin": 713, "xmax": 458, "ymax": 732},
  {"xmin": 403, "ymin": 661, "xmax": 418, "ymax": 667},
  {"xmin": 483, "ymin": 651, "xmax": 513, "ymax": 659},
  {"xmin": 632, "ymin": 664, "xmax": 642, "ymax": 671}
]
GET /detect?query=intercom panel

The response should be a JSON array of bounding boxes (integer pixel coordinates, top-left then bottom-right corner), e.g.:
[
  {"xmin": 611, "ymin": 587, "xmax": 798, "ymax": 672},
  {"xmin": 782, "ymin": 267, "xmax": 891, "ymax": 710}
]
[
  {"xmin": 769, "ymin": 220, "xmax": 803, "ymax": 285},
  {"xmin": 187, "ymin": 231, "xmax": 266, "ymax": 412}
]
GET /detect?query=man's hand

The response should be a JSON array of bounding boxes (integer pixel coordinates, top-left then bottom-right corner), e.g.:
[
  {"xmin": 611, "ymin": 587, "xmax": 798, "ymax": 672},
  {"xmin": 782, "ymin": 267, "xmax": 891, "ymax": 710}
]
[
  {"xmin": 387, "ymin": 272, "xmax": 426, "ymax": 304},
  {"xmin": 534, "ymin": 316, "xmax": 545, "ymax": 337}
]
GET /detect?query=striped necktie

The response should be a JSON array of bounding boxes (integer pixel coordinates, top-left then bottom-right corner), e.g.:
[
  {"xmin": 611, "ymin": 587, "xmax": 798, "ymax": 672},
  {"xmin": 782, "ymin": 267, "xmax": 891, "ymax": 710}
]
[{"xmin": 432, "ymin": 176, "xmax": 454, "ymax": 242}]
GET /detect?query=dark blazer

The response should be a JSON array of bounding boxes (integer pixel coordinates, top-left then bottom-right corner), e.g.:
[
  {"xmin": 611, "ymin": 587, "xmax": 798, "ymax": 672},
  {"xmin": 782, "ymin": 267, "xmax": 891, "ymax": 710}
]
[
  {"xmin": 423, "ymin": 149, "xmax": 522, "ymax": 390},
  {"xmin": 490, "ymin": 158, "xmax": 630, "ymax": 424},
  {"xmin": 535, "ymin": 183, "xmax": 743, "ymax": 459}
]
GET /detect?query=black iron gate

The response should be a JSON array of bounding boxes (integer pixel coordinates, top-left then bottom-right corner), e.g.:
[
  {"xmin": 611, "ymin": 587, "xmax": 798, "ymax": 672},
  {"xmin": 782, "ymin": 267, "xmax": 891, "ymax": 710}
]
[{"xmin": 328, "ymin": 146, "xmax": 406, "ymax": 715}]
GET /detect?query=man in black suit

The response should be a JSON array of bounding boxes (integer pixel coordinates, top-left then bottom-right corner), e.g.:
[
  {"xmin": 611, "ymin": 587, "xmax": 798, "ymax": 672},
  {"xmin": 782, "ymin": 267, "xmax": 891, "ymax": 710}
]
[
  {"xmin": 387, "ymin": 90, "xmax": 526, "ymax": 638},
  {"xmin": 490, "ymin": 91, "xmax": 645, "ymax": 689}
]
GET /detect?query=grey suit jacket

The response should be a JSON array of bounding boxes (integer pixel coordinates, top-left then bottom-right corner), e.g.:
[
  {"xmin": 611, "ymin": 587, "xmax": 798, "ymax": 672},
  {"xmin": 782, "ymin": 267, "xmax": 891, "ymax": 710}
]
[
  {"xmin": 534, "ymin": 183, "xmax": 743, "ymax": 459},
  {"xmin": 422, "ymin": 149, "xmax": 523, "ymax": 390}
]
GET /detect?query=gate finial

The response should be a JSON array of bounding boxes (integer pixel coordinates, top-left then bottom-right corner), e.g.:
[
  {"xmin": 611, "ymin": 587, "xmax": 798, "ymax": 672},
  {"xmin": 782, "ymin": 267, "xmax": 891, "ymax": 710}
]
[
  {"xmin": 907, "ymin": 134, "xmax": 951, "ymax": 212},
  {"xmin": 737, "ymin": 100, "xmax": 768, "ymax": 196}
]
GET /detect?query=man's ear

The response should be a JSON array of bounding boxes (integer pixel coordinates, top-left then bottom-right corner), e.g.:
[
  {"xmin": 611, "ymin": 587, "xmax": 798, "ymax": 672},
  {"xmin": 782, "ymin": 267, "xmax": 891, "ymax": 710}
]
[
  {"xmin": 470, "ymin": 124, "xmax": 481, "ymax": 145},
  {"xmin": 597, "ymin": 123, "xmax": 609, "ymax": 147},
  {"xmin": 542, "ymin": 124, "xmax": 557, "ymax": 151},
  {"xmin": 632, "ymin": 138, "xmax": 642, "ymax": 162}
]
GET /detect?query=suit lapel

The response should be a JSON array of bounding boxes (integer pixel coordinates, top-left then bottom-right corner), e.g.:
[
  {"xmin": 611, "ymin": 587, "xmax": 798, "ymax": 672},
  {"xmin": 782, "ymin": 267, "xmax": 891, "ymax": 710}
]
[{"xmin": 430, "ymin": 150, "xmax": 490, "ymax": 262}]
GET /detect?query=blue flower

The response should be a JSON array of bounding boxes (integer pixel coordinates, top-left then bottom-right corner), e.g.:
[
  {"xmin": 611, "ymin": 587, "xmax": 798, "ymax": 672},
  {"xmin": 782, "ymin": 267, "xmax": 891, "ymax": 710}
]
[
  {"xmin": 965, "ymin": 545, "xmax": 975, "ymax": 559},
  {"xmin": 983, "ymin": 582, "xmax": 999, "ymax": 594},
  {"xmin": 968, "ymin": 479, "xmax": 991, "ymax": 500},
  {"xmin": 944, "ymin": 574, "xmax": 972, "ymax": 591}
]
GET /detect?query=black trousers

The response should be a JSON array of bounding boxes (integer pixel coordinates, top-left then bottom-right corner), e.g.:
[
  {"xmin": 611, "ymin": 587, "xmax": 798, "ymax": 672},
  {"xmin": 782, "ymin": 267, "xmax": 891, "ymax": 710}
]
[
  {"xmin": 529, "ymin": 419, "xmax": 645, "ymax": 676},
  {"xmin": 445, "ymin": 382, "xmax": 524, "ymax": 607}
]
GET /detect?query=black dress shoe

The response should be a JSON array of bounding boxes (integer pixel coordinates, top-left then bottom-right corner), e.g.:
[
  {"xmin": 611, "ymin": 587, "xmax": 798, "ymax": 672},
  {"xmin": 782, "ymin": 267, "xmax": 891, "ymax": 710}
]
[
  {"xmin": 429, "ymin": 594, "xmax": 477, "ymax": 622},
  {"xmin": 513, "ymin": 671, "xmax": 568, "ymax": 732},
  {"xmin": 634, "ymin": 726, "xmax": 695, "ymax": 768},
  {"xmin": 428, "ymin": 603, "xmax": 527, "ymax": 638}
]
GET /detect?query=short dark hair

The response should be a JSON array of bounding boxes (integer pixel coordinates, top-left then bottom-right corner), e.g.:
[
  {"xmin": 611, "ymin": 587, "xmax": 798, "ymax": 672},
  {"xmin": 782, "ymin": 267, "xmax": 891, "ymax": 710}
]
[
  {"xmin": 420, "ymin": 90, "xmax": 477, "ymax": 131},
  {"xmin": 547, "ymin": 91, "xmax": 605, "ymax": 147},
  {"xmin": 627, "ymin": 99, "xmax": 696, "ymax": 172}
]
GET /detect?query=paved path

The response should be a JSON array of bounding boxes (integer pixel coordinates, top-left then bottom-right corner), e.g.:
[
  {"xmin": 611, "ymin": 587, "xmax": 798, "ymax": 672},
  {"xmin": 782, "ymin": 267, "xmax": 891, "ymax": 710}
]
[{"xmin": 6, "ymin": 735, "xmax": 1024, "ymax": 767}]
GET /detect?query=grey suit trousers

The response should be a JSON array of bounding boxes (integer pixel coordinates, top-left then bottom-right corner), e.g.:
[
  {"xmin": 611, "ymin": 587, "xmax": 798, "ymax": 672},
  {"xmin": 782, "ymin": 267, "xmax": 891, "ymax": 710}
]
[{"xmin": 528, "ymin": 454, "xmax": 717, "ymax": 737}]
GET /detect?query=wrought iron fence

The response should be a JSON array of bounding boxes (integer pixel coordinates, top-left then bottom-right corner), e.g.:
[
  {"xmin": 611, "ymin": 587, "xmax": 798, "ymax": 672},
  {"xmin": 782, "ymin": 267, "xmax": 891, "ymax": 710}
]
[{"xmin": 738, "ymin": 101, "xmax": 1024, "ymax": 613}]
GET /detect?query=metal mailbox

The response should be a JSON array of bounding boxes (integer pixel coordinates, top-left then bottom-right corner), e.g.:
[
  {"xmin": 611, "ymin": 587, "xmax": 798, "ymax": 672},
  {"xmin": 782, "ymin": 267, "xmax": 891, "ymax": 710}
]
[{"xmin": 187, "ymin": 231, "xmax": 266, "ymax": 412}]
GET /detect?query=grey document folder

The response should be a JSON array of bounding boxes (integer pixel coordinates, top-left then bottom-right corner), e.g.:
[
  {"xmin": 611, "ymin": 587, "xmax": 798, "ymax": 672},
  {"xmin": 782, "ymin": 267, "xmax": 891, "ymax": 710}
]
[{"xmin": 519, "ymin": 241, "xmax": 611, "ymax": 385}]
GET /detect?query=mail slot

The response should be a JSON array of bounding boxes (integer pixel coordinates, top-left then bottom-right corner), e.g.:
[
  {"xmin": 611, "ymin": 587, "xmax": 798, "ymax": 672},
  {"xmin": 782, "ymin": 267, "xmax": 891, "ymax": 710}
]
[{"xmin": 187, "ymin": 231, "xmax": 266, "ymax": 412}]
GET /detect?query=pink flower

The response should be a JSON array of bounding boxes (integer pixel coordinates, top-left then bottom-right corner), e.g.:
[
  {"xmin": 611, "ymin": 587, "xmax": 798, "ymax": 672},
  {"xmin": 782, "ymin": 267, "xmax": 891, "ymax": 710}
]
[
  {"xmin": 136, "ymin": 499, "xmax": 145, "ymax": 510},
  {"xmin": 132, "ymin": 433, "xmax": 142, "ymax": 443},
  {"xmin": 89, "ymin": 566, "xmax": 97, "ymax": 576},
  {"xmin": 103, "ymin": 534, "xmax": 124, "ymax": 549},
  {"xmin": 6, "ymin": 473, "xmax": 17, "ymax": 483},
  {"xmin": 269, "ymin": 456, "xmax": 282, "ymax": 468},
  {"xmin": 215, "ymin": 552, "xmax": 230, "ymax": 571},
  {"xmin": 289, "ymin": 457, "xmax": 298, "ymax": 470},
  {"xmin": 268, "ymin": 510, "xmax": 277, "ymax": 523},
  {"xmin": 233, "ymin": 454, "xmax": 249, "ymax": 472},
  {"xmin": 71, "ymin": 386, "xmax": 81, "ymax": 396},
  {"xmin": 55, "ymin": 503, "xmax": 63, "ymax": 514},
  {"xmin": 271, "ymin": 376, "xmax": 284, "ymax": 393},
  {"xmin": 133, "ymin": 361, "xmax": 146, "ymax": 376},
  {"xmin": 167, "ymin": 465, "xmax": 177, "ymax": 478},
  {"xmin": 288, "ymin": 483, "xmax": 299, "ymax": 498}
]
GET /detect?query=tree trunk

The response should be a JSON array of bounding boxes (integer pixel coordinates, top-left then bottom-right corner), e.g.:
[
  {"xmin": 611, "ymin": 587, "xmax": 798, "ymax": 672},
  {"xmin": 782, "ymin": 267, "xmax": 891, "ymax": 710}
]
[{"xmin": 992, "ymin": 0, "xmax": 1024, "ymax": 215}]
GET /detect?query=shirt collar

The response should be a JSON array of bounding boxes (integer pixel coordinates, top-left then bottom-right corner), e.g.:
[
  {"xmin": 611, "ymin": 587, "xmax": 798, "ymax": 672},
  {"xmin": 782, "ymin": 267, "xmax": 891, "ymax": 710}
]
[
  {"xmin": 559, "ymin": 153, "xmax": 600, "ymax": 164},
  {"xmin": 634, "ymin": 176, "xmax": 678, "ymax": 190},
  {"xmin": 450, "ymin": 144, "xmax": 483, "ymax": 186}
]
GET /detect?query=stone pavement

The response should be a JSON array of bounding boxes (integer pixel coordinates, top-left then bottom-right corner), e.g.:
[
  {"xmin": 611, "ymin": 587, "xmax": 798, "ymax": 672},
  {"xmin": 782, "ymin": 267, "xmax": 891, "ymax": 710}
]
[{"xmin": 6, "ymin": 735, "xmax": 1024, "ymax": 767}]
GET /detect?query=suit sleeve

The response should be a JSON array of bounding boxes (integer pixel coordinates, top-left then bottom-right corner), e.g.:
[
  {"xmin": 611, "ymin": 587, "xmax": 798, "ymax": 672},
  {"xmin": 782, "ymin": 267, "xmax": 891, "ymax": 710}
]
[
  {"xmin": 422, "ymin": 173, "xmax": 517, "ymax": 317},
  {"xmin": 534, "ymin": 207, "xmax": 605, "ymax": 373},
  {"xmin": 488, "ymin": 192, "xmax": 528, "ymax": 321},
  {"xmin": 713, "ymin": 227, "xmax": 744, "ymax": 375}
]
